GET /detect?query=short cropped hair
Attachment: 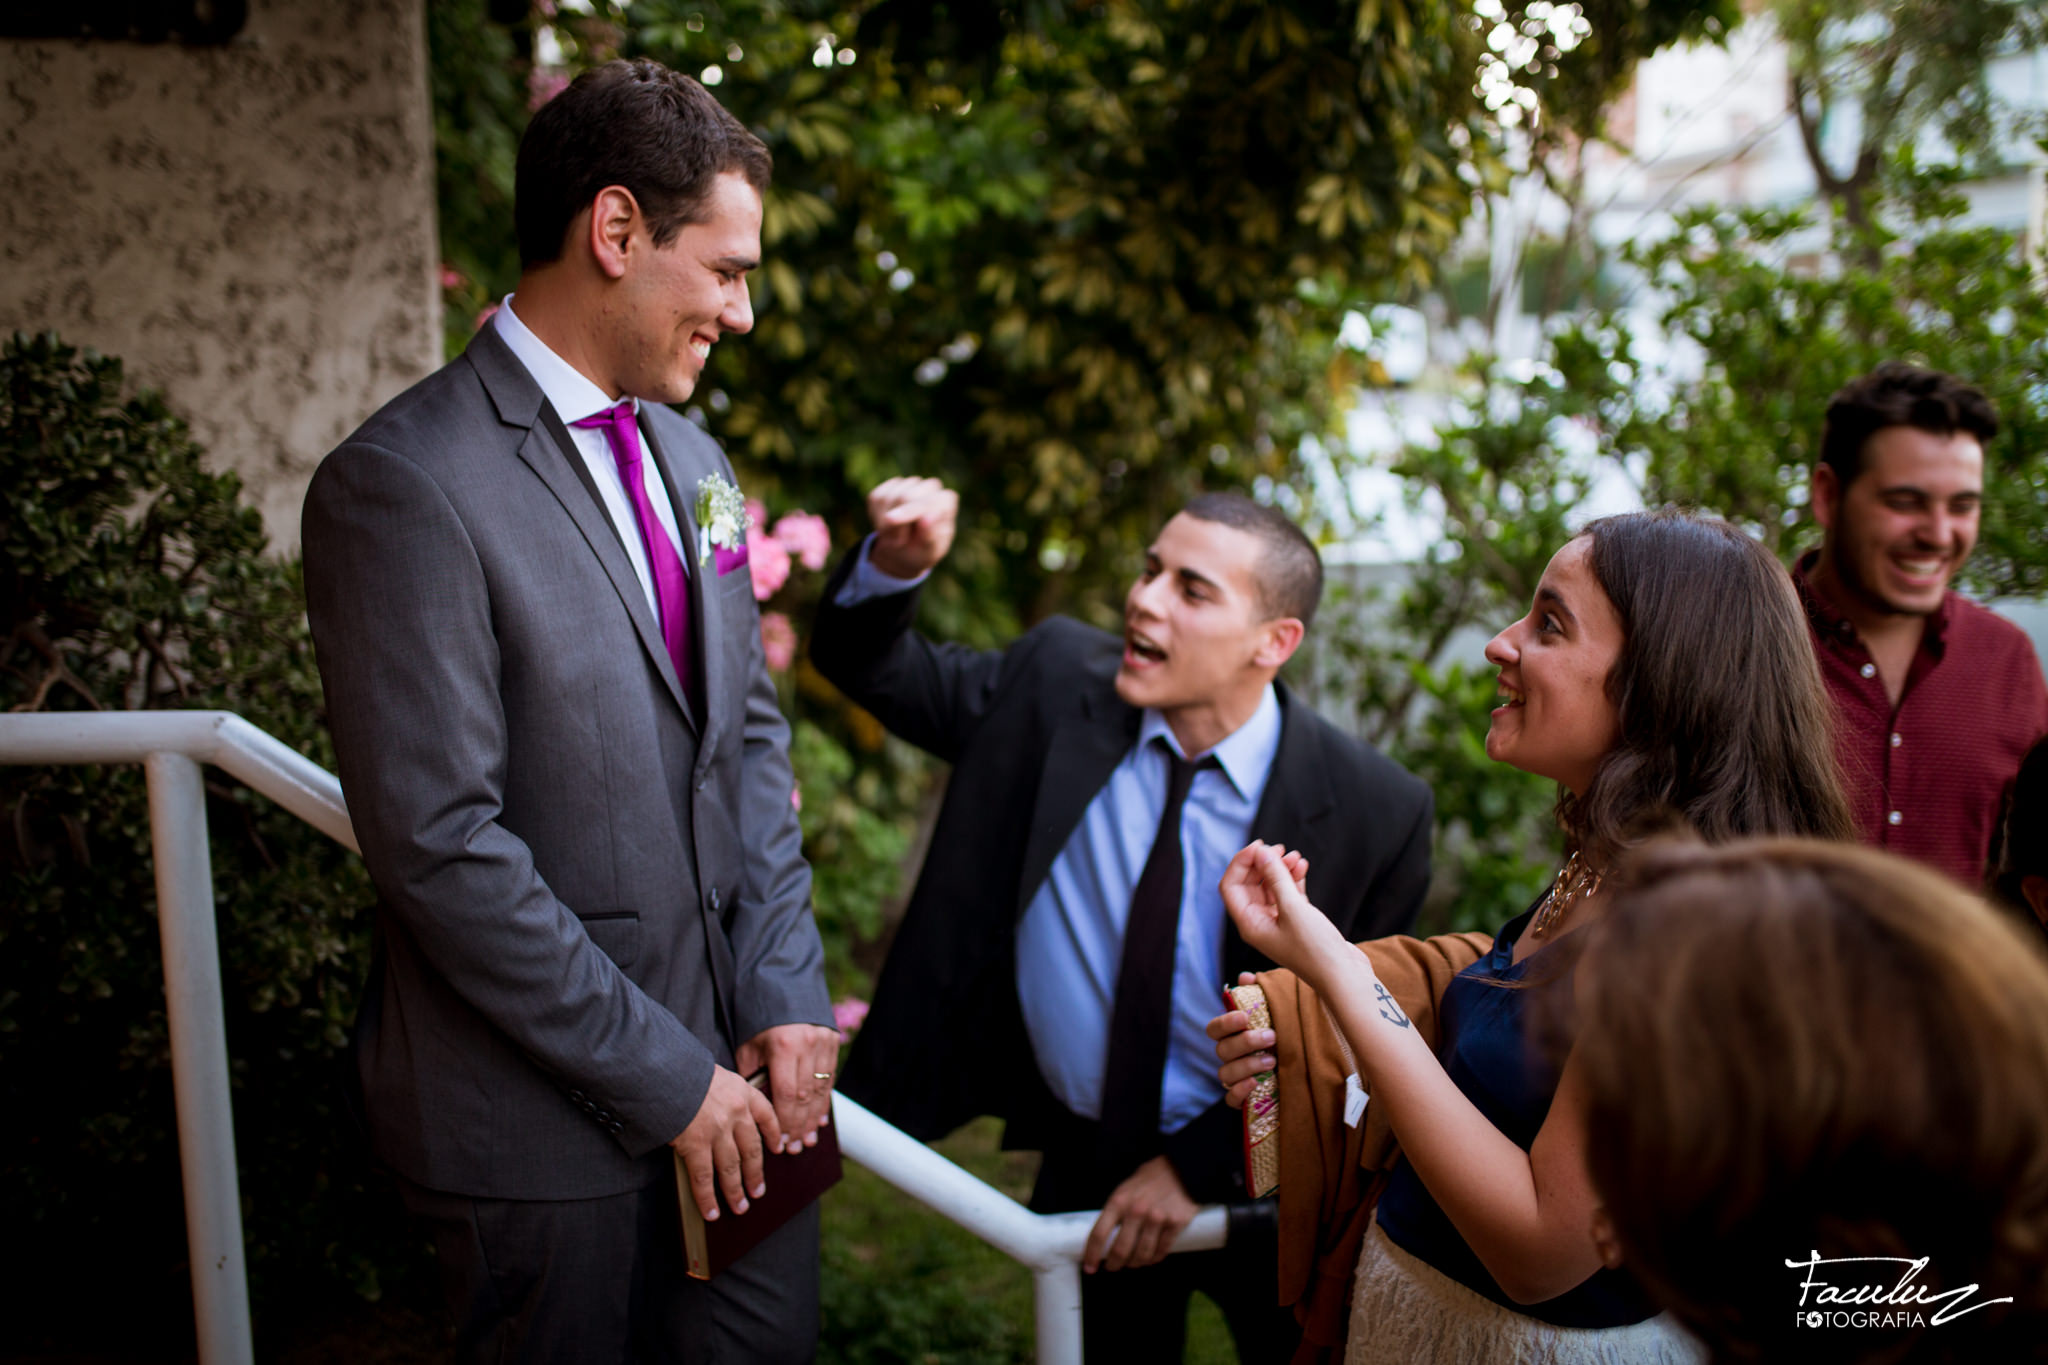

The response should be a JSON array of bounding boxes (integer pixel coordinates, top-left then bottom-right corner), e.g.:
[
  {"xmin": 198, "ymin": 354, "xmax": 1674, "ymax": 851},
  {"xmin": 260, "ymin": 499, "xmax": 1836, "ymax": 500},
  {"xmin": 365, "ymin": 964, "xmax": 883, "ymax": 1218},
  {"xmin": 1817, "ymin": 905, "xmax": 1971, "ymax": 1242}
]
[
  {"xmin": 1181, "ymin": 492, "xmax": 1324, "ymax": 629},
  {"xmin": 1573, "ymin": 838, "xmax": 2048, "ymax": 1363},
  {"xmin": 515, "ymin": 59, "xmax": 772, "ymax": 269},
  {"xmin": 1819, "ymin": 362, "xmax": 1998, "ymax": 486}
]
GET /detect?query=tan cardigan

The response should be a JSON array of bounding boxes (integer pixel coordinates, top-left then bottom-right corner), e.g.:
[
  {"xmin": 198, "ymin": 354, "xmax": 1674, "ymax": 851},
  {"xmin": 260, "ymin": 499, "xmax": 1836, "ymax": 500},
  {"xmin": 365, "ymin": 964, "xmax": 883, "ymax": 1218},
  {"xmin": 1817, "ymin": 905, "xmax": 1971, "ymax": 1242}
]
[{"xmin": 1257, "ymin": 932, "xmax": 1493, "ymax": 1364}]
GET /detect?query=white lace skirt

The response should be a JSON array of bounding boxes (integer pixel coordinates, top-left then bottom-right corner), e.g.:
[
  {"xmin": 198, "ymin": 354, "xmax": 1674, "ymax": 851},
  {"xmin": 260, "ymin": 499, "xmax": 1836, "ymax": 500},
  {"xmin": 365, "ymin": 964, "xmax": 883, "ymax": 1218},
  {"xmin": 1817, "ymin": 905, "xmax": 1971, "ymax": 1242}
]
[{"xmin": 1345, "ymin": 1221, "xmax": 1707, "ymax": 1365}]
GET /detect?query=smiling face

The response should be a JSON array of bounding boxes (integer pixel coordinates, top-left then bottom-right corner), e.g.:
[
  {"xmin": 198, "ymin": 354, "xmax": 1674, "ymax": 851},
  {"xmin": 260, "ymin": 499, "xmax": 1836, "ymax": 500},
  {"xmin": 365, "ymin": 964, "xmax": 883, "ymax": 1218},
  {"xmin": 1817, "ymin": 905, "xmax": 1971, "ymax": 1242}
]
[
  {"xmin": 1483, "ymin": 536, "xmax": 1626, "ymax": 796},
  {"xmin": 603, "ymin": 171, "xmax": 760, "ymax": 404},
  {"xmin": 1114, "ymin": 513, "xmax": 1302, "ymax": 753},
  {"xmin": 1813, "ymin": 425, "xmax": 1983, "ymax": 619}
]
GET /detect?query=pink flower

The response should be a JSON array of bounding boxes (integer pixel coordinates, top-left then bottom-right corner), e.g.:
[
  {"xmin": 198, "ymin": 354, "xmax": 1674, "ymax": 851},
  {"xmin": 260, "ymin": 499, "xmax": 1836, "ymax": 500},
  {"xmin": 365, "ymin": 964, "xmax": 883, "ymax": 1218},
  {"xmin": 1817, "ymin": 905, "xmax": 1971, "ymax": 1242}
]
[
  {"xmin": 760, "ymin": 610, "xmax": 797, "ymax": 671},
  {"xmin": 439, "ymin": 263, "xmax": 467, "ymax": 292},
  {"xmin": 747, "ymin": 528, "xmax": 791, "ymax": 601},
  {"xmin": 771, "ymin": 511, "xmax": 832, "ymax": 572},
  {"xmin": 745, "ymin": 498, "xmax": 768, "ymax": 532},
  {"xmin": 528, "ymin": 67, "xmax": 570, "ymax": 111},
  {"xmin": 833, "ymin": 997, "xmax": 870, "ymax": 1035},
  {"xmin": 790, "ymin": 783, "xmax": 803, "ymax": 812},
  {"xmin": 474, "ymin": 302, "xmax": 500, "ymax": 331}
]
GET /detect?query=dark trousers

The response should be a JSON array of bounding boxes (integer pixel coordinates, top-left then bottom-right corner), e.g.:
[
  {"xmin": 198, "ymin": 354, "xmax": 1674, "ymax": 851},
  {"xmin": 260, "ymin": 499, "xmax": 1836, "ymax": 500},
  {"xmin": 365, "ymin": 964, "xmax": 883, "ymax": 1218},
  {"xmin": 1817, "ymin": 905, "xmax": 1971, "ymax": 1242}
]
[
  {"xmin": 397, "ymin": 1166, "xmax": 819, "ymax": 1365},
  {"xmin": 1031, "ymin": 1130, "xmax": 1299, "ymax": 1364}
]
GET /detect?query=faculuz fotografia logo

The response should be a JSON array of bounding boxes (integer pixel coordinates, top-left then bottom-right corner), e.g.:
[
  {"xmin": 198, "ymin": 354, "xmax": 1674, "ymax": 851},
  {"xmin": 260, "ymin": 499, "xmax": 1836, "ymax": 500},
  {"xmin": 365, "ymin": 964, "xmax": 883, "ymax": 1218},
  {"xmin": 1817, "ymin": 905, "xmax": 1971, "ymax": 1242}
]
[{"xmin": 1789, "ymin": 1252, "xmax": 2012, "ymax": 1329}]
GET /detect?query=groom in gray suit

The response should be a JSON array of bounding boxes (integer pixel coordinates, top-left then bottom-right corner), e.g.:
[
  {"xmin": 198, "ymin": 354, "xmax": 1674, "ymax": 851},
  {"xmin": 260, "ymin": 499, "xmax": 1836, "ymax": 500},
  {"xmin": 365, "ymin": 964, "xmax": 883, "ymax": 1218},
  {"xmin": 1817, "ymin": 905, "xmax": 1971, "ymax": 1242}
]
[{"xmin": 303, "ymin": 60, "xmax": 837, "ymax": 1363}]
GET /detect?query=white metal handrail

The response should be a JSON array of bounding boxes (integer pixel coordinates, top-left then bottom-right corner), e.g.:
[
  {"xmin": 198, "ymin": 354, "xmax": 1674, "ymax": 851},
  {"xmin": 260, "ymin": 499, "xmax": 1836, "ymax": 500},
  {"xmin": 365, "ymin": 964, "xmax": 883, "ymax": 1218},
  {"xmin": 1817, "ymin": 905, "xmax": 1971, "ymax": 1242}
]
[{"xmin": 0, "ymin": 710, "xmax": 1226, "ymax": 1364}]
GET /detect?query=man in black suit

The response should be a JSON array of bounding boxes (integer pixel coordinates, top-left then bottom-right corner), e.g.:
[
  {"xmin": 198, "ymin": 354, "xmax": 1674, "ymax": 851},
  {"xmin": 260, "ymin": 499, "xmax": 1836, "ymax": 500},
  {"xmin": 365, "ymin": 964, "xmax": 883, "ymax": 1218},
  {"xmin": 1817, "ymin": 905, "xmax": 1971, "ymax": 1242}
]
[{"xmin": 811, "ymin": 479, "xmax": 1433, "ymax": 1360}]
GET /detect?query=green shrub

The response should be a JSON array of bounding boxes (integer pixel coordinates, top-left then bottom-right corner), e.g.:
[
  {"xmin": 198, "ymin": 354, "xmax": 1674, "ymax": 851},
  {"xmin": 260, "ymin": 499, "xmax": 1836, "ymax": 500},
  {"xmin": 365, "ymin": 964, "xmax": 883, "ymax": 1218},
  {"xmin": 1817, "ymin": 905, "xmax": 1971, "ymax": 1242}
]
[{"xmin": 0, "ymin": 332, "xmax": 421, "ymax": 1348}]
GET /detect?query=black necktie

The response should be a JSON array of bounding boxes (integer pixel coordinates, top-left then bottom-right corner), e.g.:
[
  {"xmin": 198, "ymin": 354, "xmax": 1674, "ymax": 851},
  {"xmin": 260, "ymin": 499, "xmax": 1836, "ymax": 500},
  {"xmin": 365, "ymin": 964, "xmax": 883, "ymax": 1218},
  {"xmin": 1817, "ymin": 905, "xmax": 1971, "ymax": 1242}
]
[{"xmin": 1098, "ymin": 739, "xmax": 1215, "ymax": 1180}]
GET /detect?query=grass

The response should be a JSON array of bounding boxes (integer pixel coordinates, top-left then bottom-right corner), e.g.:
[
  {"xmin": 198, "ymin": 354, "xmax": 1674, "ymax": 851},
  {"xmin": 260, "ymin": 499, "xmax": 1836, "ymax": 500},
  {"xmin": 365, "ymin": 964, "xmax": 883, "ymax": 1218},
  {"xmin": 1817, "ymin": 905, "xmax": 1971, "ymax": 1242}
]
[{"xmin": 819, "ymin": 1116, "xmax": 1240, "ymax": 1364}]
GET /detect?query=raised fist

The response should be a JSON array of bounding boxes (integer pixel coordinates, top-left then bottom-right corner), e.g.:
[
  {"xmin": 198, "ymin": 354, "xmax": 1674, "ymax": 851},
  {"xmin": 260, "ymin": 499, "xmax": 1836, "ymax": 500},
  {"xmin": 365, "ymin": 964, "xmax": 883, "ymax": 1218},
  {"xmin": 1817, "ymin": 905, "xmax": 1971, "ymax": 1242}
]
[{"xmin": 865, "ymin": 476, "xmax": 959, "ymax": 580}]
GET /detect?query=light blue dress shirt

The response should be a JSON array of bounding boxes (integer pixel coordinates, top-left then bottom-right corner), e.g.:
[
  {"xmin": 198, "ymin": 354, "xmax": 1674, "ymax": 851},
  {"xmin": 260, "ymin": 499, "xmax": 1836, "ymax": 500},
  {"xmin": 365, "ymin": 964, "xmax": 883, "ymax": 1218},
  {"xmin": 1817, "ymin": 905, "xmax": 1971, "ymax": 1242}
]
[
  {"xmin": 1016, "ymin": 688, "xmax": 1282, "ymax": 1133},
  {"xmin": 833, "ymin": 532, "xmax": 931, "ymax": 602},
  {"xmin": 835, "ymin": 536, "xmax": 1283, "ymax": 1133}
]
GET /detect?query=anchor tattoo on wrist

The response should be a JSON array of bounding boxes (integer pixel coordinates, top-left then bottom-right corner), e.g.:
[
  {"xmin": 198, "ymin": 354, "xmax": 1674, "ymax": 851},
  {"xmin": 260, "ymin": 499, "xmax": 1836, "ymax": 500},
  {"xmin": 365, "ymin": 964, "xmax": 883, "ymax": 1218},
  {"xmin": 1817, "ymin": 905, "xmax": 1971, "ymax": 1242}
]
[{"xmin": 1374, "ymin": 982, "xmax": 1411, "ymax": 1029}]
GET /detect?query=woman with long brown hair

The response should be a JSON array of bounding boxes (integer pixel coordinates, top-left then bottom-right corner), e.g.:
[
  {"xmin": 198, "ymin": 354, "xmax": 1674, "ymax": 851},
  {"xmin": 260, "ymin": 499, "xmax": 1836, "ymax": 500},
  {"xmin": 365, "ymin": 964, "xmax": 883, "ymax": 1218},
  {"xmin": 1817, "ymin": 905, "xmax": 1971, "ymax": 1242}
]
[
  {"xmin": 1210, "ymin": 509, "xmax": 1853, "ymax": 1362},
  {"xmin": 1573, "ymin": 837, "xmax": 2048, "ymax": 1363}
]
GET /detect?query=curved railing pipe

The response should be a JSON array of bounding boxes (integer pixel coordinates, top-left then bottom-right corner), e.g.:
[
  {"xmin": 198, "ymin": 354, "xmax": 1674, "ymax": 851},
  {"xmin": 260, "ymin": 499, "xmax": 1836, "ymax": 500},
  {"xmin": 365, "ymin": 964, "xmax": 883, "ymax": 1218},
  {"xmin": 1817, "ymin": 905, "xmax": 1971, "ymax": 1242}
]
[{"xmin": 0, "ymin": 711, "xmax": 1228, "ymax": 1365}]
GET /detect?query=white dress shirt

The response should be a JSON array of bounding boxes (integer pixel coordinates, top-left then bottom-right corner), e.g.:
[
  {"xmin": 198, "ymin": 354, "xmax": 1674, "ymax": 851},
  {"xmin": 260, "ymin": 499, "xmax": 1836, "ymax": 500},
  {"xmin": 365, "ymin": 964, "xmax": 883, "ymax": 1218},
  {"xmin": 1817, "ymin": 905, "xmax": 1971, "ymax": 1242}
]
[{"xmin": 493, "ymin": 297, "xmax": 689, "ymax": 619}]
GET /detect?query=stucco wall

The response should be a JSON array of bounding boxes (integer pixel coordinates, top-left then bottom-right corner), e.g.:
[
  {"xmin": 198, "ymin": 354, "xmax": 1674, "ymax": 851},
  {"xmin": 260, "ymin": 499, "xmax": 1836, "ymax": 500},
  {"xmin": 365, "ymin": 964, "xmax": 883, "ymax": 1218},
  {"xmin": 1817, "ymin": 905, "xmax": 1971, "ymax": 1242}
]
[{"xmin": 0, "ymin": 0, "xmax": 440, "ymax": 551}]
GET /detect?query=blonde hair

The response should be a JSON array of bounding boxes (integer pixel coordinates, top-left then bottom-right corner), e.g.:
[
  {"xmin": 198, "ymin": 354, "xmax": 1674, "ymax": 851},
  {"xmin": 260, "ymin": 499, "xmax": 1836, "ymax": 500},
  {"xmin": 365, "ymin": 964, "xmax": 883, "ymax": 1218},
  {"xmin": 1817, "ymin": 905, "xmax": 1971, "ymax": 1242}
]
[{"xmin": 1573, "ymin": 838, "xmax": 2048, "ymax": 1362}]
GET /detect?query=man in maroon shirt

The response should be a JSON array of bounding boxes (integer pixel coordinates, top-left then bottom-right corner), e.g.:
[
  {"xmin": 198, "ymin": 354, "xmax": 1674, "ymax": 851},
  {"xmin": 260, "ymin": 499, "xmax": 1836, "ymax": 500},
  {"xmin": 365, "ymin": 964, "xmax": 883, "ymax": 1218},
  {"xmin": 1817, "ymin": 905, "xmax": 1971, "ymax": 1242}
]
[{"xmin": 1793, "ymin": 362, "xmax": 2048, "ymax": 885}]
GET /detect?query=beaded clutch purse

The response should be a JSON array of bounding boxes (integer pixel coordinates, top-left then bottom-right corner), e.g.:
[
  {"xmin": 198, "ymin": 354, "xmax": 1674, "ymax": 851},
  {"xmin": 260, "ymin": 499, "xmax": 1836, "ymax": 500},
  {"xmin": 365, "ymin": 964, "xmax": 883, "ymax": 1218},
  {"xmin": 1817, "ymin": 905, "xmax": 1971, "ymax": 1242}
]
[{"xmin": 1226, "ymin": 982, "xmax": 1280, "ymax": 1197}]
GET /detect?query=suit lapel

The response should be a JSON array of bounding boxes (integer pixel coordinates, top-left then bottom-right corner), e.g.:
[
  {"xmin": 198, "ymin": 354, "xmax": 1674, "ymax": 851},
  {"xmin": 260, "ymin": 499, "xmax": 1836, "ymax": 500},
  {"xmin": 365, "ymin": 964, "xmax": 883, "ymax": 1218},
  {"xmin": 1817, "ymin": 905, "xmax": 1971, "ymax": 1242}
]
[
  {"xmin": 639, "ymin": 415, "xmax": 726, "ymax": 753},
  {"xmin": 466, "ymin": 329, "xmax": 696, "ymax": 732},
  {"xmin": 528, "ymin": 401, "xmax": 697, "ymax": 732},
  {"xmin": 1015, "ymin": 687, "xmax": 1143, "ymax": 921},
  {"xmin": 1228, "ymin": 685, "xmax": 1336, "ymax": 976}
]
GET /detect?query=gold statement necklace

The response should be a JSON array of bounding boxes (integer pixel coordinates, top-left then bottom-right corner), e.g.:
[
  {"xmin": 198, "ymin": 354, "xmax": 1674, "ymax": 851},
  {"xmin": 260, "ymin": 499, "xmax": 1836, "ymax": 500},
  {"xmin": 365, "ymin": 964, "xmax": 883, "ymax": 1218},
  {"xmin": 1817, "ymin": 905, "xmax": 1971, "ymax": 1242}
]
[{"xmin": 1529, "ymin": 850, "xmax": 1602, "ymax": 939}]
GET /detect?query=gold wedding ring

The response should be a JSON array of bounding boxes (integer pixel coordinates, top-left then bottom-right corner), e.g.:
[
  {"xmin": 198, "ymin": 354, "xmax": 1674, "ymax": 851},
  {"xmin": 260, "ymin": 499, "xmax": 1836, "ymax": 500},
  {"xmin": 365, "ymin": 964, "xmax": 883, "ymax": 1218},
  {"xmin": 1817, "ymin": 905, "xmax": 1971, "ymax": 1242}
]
[{"xmin": 813, "ymin": 1071, "xmax": 834, "ymax": 1081}]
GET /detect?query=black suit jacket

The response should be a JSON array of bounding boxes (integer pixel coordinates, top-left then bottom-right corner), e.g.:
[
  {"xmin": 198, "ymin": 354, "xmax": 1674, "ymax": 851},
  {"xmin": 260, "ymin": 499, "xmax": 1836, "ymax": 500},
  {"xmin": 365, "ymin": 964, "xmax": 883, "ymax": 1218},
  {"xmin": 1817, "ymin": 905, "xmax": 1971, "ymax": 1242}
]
[{"xmin": 811, "ymin": 549, "xmax": 1433, "ymax": 1202}]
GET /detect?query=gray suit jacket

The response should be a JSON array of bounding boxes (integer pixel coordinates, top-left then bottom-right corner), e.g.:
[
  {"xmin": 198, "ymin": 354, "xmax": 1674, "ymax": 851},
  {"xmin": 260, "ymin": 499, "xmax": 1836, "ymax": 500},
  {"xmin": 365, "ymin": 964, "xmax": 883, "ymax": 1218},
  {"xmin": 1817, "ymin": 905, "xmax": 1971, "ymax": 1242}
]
[{"xmin": 303, "ymin": 325, "xmax": 832, "ymax": 1201}]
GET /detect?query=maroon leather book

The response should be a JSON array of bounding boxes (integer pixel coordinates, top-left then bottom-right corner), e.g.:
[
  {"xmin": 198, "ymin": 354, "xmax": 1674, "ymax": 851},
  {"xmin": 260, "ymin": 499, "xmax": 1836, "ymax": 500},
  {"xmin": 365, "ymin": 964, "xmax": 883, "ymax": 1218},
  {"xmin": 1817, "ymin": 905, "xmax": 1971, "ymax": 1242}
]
[{"xmin": 674, "ymin": 1073, "xmax": 843, "ymax": 1280}]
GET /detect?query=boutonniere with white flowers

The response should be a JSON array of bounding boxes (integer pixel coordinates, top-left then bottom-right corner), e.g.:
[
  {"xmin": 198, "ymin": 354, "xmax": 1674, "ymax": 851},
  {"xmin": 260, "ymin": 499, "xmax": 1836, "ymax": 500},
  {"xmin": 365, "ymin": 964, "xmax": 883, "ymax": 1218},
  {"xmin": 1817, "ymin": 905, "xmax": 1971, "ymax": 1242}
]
[{"xmin": 694, "ymin": 473, "xmax": 748, "ymax": 567}]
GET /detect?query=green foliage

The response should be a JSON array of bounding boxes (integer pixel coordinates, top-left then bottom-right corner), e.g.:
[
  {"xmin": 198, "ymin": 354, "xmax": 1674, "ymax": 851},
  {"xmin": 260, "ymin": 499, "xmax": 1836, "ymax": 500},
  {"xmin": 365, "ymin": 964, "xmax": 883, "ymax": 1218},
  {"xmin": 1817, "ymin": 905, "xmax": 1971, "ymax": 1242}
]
[
  {"xmin": 462, "ymin": 0, "xmax": 1507, "ymax": 632},
  {"xmin": 1344, "ymin": 186, "xmax": 2048, "ymax": 928},
  {"xmin": 1304, "ymin": 373, "xmax": 1596, "ymax": 928},
  {"xmin": 1777, "ymin": 0, "xmax": 2047, "ymax": 226},
  {"xmin": 0, "ymin": 334, "xmax": 419, "ymax": 1342},
  {"xmin": 820, "ymin": 1135, "xmax": 1032, "ymax": 1365},
  {"xmin": 418, "ymin": 0, "xmax": 1749, "ymax": 955},
  {"xmin": 1622, "ymin": 193, "xmax": 2048, "ymax": 596},
  {"xmin": 429, "ymin": 0, "xmax": 531, "ymax": 353},
  {"xmin": 441, "ymin": 0, "xmax": 1543, "ymax": 982}
]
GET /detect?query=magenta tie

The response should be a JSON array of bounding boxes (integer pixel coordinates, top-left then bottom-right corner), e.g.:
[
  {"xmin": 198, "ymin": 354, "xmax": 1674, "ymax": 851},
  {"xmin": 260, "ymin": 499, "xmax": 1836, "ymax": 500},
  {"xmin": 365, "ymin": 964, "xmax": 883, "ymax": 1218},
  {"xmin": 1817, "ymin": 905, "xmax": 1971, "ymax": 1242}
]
[{"xmin": 573, "ymin": 401, "xmax": 695, "ymax": 709}]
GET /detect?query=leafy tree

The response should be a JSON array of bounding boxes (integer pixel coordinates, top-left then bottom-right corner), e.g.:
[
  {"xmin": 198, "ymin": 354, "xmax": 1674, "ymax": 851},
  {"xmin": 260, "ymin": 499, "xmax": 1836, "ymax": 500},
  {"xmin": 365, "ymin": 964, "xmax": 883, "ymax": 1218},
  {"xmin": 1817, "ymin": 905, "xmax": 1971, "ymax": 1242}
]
[
  {"xmin": 429, "ymin": 0, "xmax": 1722, "ymax": 943},
  {"xmin": 1622, "ymin": 186, "xmax": 2047, "ymax": 594},
  {"xmin": 1329, "ymin": 185, "xmax": 2048, "ymax": 931},
  {"xmin": 1776, "ymin": 0, "xmax": 2048, "ymax": 234},
  {"xmin": 599, "ymin": 0, "xmax": 1506, "ymax": 634}
]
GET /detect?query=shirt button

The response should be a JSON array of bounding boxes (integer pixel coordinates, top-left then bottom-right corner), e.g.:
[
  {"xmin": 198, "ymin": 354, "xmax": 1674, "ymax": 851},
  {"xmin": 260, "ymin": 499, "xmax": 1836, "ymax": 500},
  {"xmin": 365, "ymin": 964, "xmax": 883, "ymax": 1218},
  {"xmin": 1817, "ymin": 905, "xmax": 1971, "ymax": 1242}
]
[
  {"xmin": 1890, "ymin": 732, "xmax": 1901, "ymax": 748},
  {"xmin": 1859, "ymin": 663, "xmax": 1877, "ymax": 679},
  {"xmin": 1887, "ymin": 810, "xmax": 1902, "ymax": 826}
]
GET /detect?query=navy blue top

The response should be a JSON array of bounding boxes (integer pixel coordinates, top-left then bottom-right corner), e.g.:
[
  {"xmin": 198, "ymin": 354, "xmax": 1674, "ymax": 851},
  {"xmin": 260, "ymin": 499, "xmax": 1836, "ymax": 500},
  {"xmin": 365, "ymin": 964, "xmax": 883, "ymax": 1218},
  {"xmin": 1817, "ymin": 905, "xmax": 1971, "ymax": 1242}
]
[{"xmin": 1372, "ymin": 905, "xmax": 1658, "ymax": 1328}]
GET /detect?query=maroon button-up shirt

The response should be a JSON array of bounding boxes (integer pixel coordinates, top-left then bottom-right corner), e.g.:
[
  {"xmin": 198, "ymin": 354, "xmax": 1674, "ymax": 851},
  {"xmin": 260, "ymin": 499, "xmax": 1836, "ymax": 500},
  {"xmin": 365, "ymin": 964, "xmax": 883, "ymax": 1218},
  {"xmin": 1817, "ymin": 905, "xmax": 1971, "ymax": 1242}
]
[{"xmin": 1794, "ymin": 551, "xmax": 2048, "ymax": 885}]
